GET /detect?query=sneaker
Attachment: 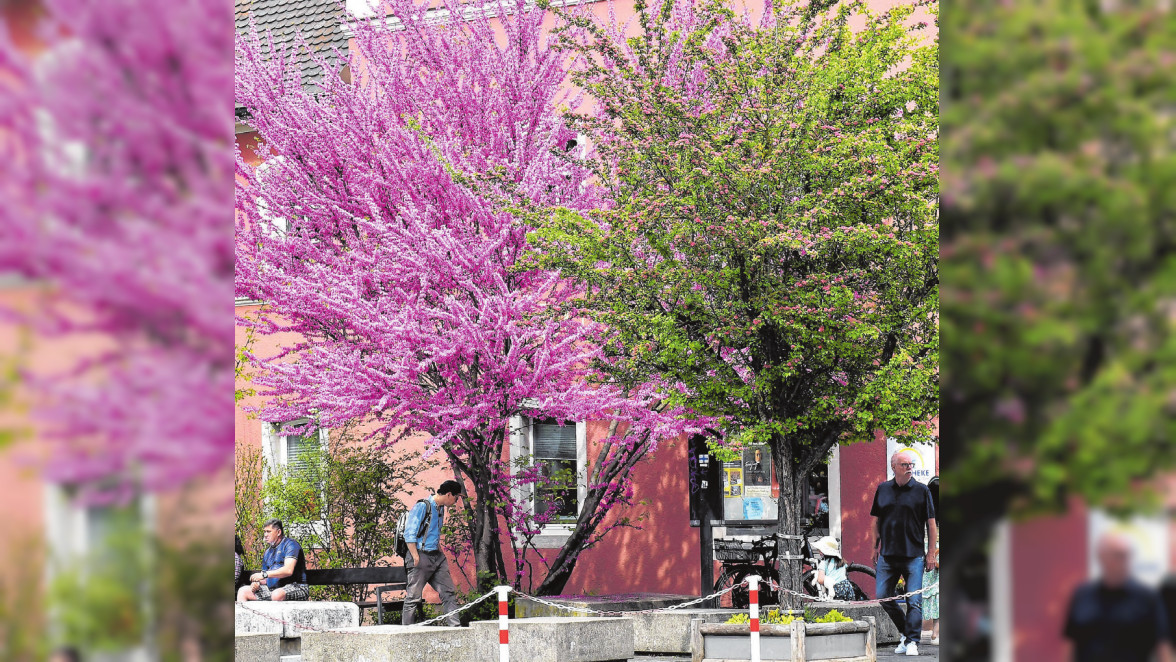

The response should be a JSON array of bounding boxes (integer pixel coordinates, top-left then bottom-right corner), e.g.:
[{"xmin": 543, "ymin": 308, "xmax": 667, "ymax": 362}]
[
  {"xmin": 906, "ymin": 641, "xmax": 919, "ymax": 656},
  {"xmin": 895, "ymin": 637, "xmax": 908, "ymax": 654},
  {"xmin": 932, "ymin": 636, "xmax": 940, "ymax": 646}
]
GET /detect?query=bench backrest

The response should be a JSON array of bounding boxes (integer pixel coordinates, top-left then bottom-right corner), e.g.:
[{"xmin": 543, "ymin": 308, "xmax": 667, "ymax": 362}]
[{"xmin": 245, "ymin": 566, "xmax": 406, "ymax": 586}]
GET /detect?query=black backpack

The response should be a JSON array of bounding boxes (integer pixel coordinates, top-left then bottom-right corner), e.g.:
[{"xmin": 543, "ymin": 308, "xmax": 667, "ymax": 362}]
[{"xmin": 394, "ymin": 499, "xmax": 432, "ymax": 559}]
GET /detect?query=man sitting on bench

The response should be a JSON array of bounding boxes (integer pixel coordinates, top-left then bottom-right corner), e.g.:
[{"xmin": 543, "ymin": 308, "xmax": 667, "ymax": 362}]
[{"xmin": 237, "ymin": 518, "xmax": 309, "ymax": 602}]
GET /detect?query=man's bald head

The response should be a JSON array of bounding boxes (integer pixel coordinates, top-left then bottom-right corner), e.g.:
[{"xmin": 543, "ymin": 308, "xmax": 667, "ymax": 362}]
[
  {"xmin": 1096, "ymin": 531, "xmax": 1133, "ymax": 588},
  {"xmin": 891, "ymin": 450, "xmax": 917, "ymax": 485}
]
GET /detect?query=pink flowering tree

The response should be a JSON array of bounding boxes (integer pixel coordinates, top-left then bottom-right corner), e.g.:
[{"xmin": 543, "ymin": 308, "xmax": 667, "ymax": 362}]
[
  {"xmin": 235, "ymin": 0, "xmax": 699, "ymax": 593},
  {"xmin": 0, "ymin": 0, "xmax": 235, "ymax": 500},
  {"xmin": 531, "ymin": 0, "xmax": 939, "ymax": 604}
]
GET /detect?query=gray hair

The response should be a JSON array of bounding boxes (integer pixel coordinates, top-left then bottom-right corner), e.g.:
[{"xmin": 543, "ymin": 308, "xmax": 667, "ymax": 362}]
[{"xmin": 263, "ymin": 518, "xmax": 284, "ymax": 534}]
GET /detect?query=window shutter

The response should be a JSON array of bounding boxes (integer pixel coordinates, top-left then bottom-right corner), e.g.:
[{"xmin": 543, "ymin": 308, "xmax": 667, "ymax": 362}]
[{"xmin": 533, "ymin": 421, "xmax": 575, "ymax": 459}]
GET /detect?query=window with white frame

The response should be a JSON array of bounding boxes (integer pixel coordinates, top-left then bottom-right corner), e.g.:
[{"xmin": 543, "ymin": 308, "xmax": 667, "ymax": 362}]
[
  {"xmin": 533, "ymin": 418, "xmax": 579, "ymax": 521},
  {"xmin": 510, "ymin": 415, "xmax": 587, "ymax": 534},
  {"xmin": 43, "ymin": 485, "xmax": 154, "ymax": 659},
  {"xmin": 263, "ymin": 420, "xmax": 330, "ymax": 547}
]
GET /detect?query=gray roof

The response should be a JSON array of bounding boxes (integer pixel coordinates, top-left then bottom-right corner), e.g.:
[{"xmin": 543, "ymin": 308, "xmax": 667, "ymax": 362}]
[{"xmin": 235, "ymin": 0, "xmax": 349, "ymax": 107}]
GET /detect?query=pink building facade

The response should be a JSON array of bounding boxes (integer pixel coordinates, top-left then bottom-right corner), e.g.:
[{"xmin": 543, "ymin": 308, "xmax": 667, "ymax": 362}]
[{"xmin": 233, "ymin": 0, "xmax": 941, "ymax": 604}]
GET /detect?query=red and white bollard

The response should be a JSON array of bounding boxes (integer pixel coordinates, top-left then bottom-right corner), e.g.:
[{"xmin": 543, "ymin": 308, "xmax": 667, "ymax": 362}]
[
  {"xmin": 496, "ymin": 585, "xmax": 511, "ymax": 662},
  {"xmin": 748, "ymin": 575, "xmax": 761, "ymax": 662}
]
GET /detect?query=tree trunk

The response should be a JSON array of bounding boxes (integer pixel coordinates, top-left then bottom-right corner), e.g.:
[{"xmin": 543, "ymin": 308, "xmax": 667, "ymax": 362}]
[
  {"xmin": 446, "ymin": 443, "xmax": 505, "ymax": 586},
  {"xmin": 773, "ymin": 438, "xmax": 806, "ymax": 611}
]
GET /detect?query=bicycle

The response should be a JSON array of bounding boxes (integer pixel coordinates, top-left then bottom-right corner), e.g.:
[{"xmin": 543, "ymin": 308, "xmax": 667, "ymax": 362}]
[{"xmin": 712, "ymin": 520, "xmax": 875, "ymax": 608}]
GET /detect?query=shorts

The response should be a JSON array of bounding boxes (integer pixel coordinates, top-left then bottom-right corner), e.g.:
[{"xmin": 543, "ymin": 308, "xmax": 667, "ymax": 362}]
[{"xmin": 256, "ymin": 582, "xmax": 309, "ymax": 601}]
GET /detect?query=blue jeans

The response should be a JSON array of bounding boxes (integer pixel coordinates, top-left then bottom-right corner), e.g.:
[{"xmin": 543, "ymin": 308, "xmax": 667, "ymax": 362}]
[{"xmin": 876, "ymin": 555, "xmax": 924, "ymax": 643}]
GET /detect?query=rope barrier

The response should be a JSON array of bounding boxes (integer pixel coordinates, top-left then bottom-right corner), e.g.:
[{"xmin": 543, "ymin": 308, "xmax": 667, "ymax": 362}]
[
  {"xmin": 238, "ymin": 575, "xmax": 940, "ymax": 662},
  {"xmin": 765, "ymin": 578, "xmax": 941, "ymax": 606}
]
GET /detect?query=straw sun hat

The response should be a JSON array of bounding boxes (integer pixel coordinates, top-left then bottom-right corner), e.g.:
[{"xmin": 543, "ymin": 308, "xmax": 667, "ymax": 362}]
[{"xmin": 813, "ymin": 537, "xmax": 842, "ymax": 558}]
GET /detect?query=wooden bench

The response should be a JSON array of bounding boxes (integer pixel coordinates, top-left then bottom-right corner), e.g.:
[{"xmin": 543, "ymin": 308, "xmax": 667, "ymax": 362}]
[{"xmin": 246, "ymin": 566, "xmax": 407, "ymax": 624}]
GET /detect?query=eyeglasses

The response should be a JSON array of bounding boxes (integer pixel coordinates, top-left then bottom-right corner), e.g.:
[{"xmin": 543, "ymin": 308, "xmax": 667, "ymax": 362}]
[{"xmin": 898, "ymin": 462, "xmax": 916, "ymax": 468}]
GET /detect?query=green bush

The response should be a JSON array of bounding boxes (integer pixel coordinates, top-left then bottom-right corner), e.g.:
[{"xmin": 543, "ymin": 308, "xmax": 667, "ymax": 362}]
[{"xmin": 726, "ymin": 609, "xmax": 802, "ymax": 626}]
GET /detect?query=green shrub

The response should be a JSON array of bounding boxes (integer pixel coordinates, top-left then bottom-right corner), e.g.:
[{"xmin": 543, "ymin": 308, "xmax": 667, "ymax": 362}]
[
  {"xmin": 726, "ymin": 609, "xmax": 803, "ymax": 625},
  {"xmin": 812, "ymin": 609, "xmax": 853, "ymax": 623},
  {"xmin": 725, "ymin": 607, "xmax": 853, "ymax": 626}
]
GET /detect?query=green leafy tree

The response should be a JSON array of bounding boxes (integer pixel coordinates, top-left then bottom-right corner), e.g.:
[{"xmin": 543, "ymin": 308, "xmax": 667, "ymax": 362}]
[
  {"xmin": 532, "ymin": 0, "xmax": 938, "ymax": 604},
  {"xmin": 941, "ymin": 1, "xmax": 1176, "ymax": 654}
]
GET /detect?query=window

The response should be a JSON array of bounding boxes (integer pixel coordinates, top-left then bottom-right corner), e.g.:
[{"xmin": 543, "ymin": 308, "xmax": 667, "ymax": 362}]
[
  {"xmin": 532, "ymin": 418, "xmax": 579, "ymax": 522},
  {"xmin": 509, "ymin": 414, "xmax": 587, "ymax": 544},
  {"xmin": 43, "ymin": 485, "xmax": 154, "ymax": 658},
  {"xmin": 263, "ymin": 420, "xmax": 330, "ymax": 547}
]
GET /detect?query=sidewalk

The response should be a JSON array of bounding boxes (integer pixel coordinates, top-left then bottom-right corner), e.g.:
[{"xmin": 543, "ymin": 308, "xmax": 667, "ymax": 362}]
[
  {"xmin": 878, "ymin": 641, "xmax": 939, "ymax": 660},
  {"xmin": 632, "ymin": 641, "xmax": 939, "ymax": 661}
]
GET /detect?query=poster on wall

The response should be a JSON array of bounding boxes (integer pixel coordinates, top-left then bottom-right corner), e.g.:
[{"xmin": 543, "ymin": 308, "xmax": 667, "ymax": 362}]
[
  {"xmin": 723, "ymin": 467, "xmax": 743, "ymax": 497},
  {"xmin": 743, "ymin": 497, "xmax": 765, "ymax": 520},
  {"xmin": 885, "ymin": 437, "xmax": 937, "ymax": 484},
  {"xmin": 743, "ymin": 446, "xmax": 770, "ymax": 486},
  {"xmin": 1088, "ymin": 510, "xmax": 1168, "ymax": 587}
]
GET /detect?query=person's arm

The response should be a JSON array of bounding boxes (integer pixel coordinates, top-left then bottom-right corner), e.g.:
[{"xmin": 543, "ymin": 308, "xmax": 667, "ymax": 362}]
[
  {"xmin": 869, "ymin": 486, "xmax": 883, "ymax": 565},
  {"xmin": 870, "ymin": 517, "xmax": 880, "ymax": 565},
  {"xmin": 926, "ymin": 518, "xmax": 938, "ymax": 570},
  {"xmin": 249, "ymin": 550, "xmax": 298, "ymax": 580},
  {"xmin": 1155, "ymin": 592, "xmax": 1172, "ymax": 662},
  {"xmin": 263, "ymin": 556, "xmax": 299, "ymax": 580},
  {"xmin": 403, "ymin": 502, "xmax": 425, "ymax": 565}
]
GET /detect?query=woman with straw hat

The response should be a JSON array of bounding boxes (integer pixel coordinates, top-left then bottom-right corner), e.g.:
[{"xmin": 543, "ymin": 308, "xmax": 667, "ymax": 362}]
[{"xmin": 813, "ymin": 537, "xmax": 856, "ymax": 601}]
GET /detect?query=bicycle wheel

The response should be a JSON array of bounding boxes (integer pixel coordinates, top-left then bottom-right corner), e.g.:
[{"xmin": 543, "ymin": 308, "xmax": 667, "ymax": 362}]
[
  {"xmin": 713, "ymin": 566, "xmax": 755, "ymax": 608},
  {"xmin": 846, "ymin": 563, "xmax": 876, "ymax": 601},
  {"xmin": 802, "ymin": 569, "xmax": 820, "ymax": 598}
]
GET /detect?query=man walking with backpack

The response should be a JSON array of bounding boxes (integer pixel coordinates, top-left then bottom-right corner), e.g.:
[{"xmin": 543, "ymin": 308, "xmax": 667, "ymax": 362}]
[{"xmin": 402, "ymin": 479, "xmax": 464, "ymax": 626}]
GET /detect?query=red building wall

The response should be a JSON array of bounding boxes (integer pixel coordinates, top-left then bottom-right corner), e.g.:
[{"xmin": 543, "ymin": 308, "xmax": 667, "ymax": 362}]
[{"xmin": 1010, "ymin": 507, "xmax": 1088, "ymax": 661}]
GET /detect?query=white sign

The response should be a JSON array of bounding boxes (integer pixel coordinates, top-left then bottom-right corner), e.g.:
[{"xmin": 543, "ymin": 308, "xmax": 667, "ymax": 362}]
[
  {"xmin": 885, "ymin": 437, "xmax": 936, "ymax": 484},
  {"xmin": 1088, "ymin": 510, "xmax": 1168, "ymax": 587}
]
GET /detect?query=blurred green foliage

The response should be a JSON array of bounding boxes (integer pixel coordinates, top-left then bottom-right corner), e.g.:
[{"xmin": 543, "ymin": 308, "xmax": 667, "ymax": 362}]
[
  {"xmin": 47, "ymin": 506, "xmax": 149, "ymax": 653},
  {"xmin": 0, "ymin": 535, "xmax": 49, "ymax": 661},
  {"xmin": 23, "ymin": 504, "xmax": 234, "ymax": 662},
  {"xmin": 941, "ymin": 4, "xmax": 1176, "ymax": 654},
  {"xmin": 942, "ymin": 1, "xmax": 1176, "ymax": 524}
]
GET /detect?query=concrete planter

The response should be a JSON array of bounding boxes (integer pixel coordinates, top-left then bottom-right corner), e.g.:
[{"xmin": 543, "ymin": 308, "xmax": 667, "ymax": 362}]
[
  {"xmin": 235, "ymin": 601, "xmax": 360, "ymax": 657},
  {"xmin": 516, "ymin": 593, "xmax": 738, "ymax": 654},
  {"xmin": 470, "ymin": 616, "xmax": 635, "ymax": 662},
  {"xmin": 234, "ymin": 632, "xmax": 280, "ymax": 662},
  {"xmin": 804, "ymin": 602, "xmax": 901, "ymax": 644},
  {"xmin": 301, "ymin": 624, "xmax": 474, "ymax": 662},
  {"xmin": 691, "ymin": 616, "xmax": 877, "ymax": 662},
  {"xmin": 515, "ymin": 593, "xmax": 697, "ymax": 618}
]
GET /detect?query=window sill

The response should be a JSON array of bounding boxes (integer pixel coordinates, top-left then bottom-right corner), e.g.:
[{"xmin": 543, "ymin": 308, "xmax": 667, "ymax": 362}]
[{"xmin": 530, "ymin": 526, "xmax": 574, "ymax": 549}]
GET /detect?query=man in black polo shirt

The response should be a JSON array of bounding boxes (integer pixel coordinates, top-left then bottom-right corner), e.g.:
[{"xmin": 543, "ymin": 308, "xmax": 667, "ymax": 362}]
[
  {"xmin": 1064, "ymin": 532, "xmax": 1170, "ymax": 662},
  {"xmin": 870, "ymin": 450, "xmax": 937, "ymax": 656}
]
